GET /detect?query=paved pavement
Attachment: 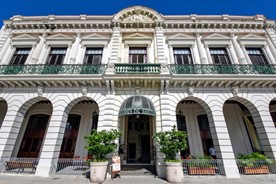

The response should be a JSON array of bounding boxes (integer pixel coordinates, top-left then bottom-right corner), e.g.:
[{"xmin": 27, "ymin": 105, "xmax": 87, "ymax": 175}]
[{"xmin": 0, "ymin": 174, "xmax": 276, "ymax": 184}]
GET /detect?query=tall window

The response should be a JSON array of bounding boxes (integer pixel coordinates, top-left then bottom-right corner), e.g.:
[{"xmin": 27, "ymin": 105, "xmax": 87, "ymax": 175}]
[
  {"xmin": 197, "ymin": 115, "xmax": 213, "ymax": 156},
  {"xmin": 18, "ymin": 114, "xmax": 49, "ymax": 158},
  {"xmin": 173, "ymin": 48, "xmax": 193, "ymax": 64},
  {"xmin": 246, "ymin": 48, "xmax": 268, "ymax": 65},
  {"xmin": 209, "ymin": 48, "xmax": 230, "ymax": 64},
  {"xmin": 59, "ymin": 114, "xmax": 81, "ymax": 158},
  {"xmin": 47, "ymin": 48, "xmax": 67, "ymax": 65},
  {"xmin": 84, "ymin": 48, "xmax": 103, "ymax": 64},
  {"xmin": 129, "ymin": 47, "xmax": 147, "ymax": 63},
  {"xmin": 9, "ymin": 48, "xmax": 31, "ymax": 65}
]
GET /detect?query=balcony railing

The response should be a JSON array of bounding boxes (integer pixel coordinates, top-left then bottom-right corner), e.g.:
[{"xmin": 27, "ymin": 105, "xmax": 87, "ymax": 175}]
[
  {"xmin": 170, "ymin": 64, "xmax": 276, "ymax": 75},
  {"xmin": 114, "ymin": 63, "xmax": 161, "ymax": 74},
  {"xmin": 0, "ymin": 64, "xmax": 106, "ymax": 75}
]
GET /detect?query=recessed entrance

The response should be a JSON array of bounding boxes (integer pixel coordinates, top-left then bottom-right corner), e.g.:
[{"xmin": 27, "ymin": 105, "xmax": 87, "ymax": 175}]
[{"xmin": 127, "ymin": 115, "xmax": 151, "ymax": 164}]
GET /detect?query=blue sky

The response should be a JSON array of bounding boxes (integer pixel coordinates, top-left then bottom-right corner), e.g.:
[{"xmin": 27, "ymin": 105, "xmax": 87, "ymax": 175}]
[{"xmin": 1, "ymin": 0, "xmax": 275, "ymax": 26}]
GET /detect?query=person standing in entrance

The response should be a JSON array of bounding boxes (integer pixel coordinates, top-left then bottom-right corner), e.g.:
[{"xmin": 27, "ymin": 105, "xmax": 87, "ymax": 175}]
[{"xmin": 209, "ymin": 145, "xmax": 216, "ymax": 159}]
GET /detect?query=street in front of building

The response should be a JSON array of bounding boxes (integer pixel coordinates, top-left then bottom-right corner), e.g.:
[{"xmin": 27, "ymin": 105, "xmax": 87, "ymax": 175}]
[{"xmin": 1, "ymin": 174, "xmax": 276, "ymax": 184}]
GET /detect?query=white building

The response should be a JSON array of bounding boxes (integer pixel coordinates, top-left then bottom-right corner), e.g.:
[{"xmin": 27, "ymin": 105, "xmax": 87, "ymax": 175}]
[{"xmin": 0, "ymin": 6, "xmax": 276, "ymax": 178}]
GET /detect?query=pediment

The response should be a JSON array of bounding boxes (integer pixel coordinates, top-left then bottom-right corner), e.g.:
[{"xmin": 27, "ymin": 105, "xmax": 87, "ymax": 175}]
[
  {"xmin": 46, "ymin": 33, "xmax": 73, "ymax": 40},
  {"xmin": 81, "ymin": 33, "xmax": 110, "ymax": 40},
  {"xmin": 12, "ymin": 34, "xmax": 38, "ymax": 41},
  {"xmin": 202, "ymin": 33, "xmax": 230, "ymax": 40},
  {"xmin": 123, "ymin": 33, "xmax": 152, "ymax": 40},
  {"xmin": 166, "ymin": 33, "xmax": 195, "ymax": 40},
  {"xmin": 238, "ymin": 34, "xmax": 265, "ymax": 41}
]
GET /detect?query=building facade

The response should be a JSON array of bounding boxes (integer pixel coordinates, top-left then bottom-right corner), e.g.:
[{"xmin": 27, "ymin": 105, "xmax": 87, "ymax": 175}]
[{"xmin": 0, "ymin": 6, "xmax": 276, "ymax": 178}]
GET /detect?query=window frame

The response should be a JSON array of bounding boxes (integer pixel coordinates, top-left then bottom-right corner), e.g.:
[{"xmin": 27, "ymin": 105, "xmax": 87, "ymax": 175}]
[
  {"xmin": 246, "ymin": 48, "xmax": 268, "ymax": 65},
  {"xmin": 9, "ymin": 48, "xmax": 31, "ymax": 65},
  {"xmin": 173, "ymin": 48, "xmax": 193, "ymax": 65},
  {"xmin": 83, "ymin": 48, "xmax": 103, "ymax": 65},
  {"xmin": 46, "ymin": 47, "xmax": 67, "ymax": 65},
  {"xmin": 128, "ymin": 47, "xmax": 147, "ymax": 64},
  {"xmin": 209, "ymin": 48, "xmax": 231, "ymax": 65}
]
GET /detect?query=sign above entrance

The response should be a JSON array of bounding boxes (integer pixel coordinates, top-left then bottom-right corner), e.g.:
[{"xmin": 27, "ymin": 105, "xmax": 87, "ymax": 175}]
[{"xmin": 119, "ymin": 96, "xmax": 156, "ymax": 117}]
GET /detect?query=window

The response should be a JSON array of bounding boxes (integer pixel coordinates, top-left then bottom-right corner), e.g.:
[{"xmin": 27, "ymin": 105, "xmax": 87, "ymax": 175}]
[
  {"xmin": 84, "ymin": 48, "xmax": 103, "ymax": 64},
  {"xmin": 9, "ymin": 48, "xmax": 31, "ymax": 65},
  {"xmin": 246, "ymin": 48, "xmax": 268, "ymax": 65},
  {"xmin": 129, "ymin": 47, "xmax": 147, "ymax": 63},
  {"xmin": 46, "ymin": 48, "xmax": 67, "ymax": 65},
  {"xmin": 173, "ymin": 48, "xmax": 193, "ymax": 64},
  {"xmin": 209, "ymin": 48, "xmax": 230, "ymax": 65},
  {"xmin": 197, "ymin": 115, "xmax": 213, "ymax": 155}
]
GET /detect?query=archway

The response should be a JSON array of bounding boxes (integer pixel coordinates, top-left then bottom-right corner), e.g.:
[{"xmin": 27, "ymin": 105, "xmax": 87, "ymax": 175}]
[
  {"xmin": 176, "ymin": 99, "xmax": 214, "ymax": 158},
  {"xmin": 223, "ymin": 98, "xmax": 263, "ymax": 157},
  {"xmin": 0, "ymin": 99, "xmax": 7, "ymax": 129},
  {"xmin": 12, "ymin": 99, "xmax": 53, "ymax": 158},
  {"xmin": 118, "ymin": 96, "xmax": 156, "ymax": 165},
  {"xmin": 59, "ymin": 99, "xmax": 99, "ymax": 158}
]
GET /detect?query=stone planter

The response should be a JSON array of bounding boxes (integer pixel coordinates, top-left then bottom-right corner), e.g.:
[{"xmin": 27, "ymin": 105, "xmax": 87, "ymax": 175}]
[
  {"xmin": 188, "ymin": 166, "xmax": 216, "ymax": 175},
  {"xmin": 242, "ymin": 165, "xmax": 269, "ymax": 175},
  {"xmin": 90, "ymin": 161, "xmax": 108, "ymax": 183},
  {"xmin": 165, "ymin": 162, "xmax": 183, "ymax": 183}
]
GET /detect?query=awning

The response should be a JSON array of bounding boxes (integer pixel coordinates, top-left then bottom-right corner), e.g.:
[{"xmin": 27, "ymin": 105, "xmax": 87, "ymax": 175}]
[{"xmin": 119, "ymin": 96, "xmax": 156, "ymax": 117}]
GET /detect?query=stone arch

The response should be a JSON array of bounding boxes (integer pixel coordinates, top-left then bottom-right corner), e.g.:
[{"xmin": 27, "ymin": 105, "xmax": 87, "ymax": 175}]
[
  {"xmin": 113, "ymin": 6, "xmax": 164, "ymax": 23},
  {"xmin": 223, "ymin": 96, "xmax": 272, "ymax": 157}
]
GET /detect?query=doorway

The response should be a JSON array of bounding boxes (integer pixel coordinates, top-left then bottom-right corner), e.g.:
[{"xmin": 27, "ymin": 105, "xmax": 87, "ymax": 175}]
[{"xmin": 127, "ymin": 115, "xmax": 151, "ymax": 164}]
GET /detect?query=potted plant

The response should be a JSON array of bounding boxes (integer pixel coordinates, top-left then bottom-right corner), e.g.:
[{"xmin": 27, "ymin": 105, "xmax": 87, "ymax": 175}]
[
  {"xmin": 154, "ymin": 125, "xmax": 188, "ymax": 183},
  {"xmin": 187, "ymin": 155, "xmax": 216, "ymax": 175},
  {"xmin": 84, "ymin": 129, "xmax": 122, "ymax": 183},
  {"xmin": 237, "ymin": 152, "xmax": 272, "ymax": 175}
]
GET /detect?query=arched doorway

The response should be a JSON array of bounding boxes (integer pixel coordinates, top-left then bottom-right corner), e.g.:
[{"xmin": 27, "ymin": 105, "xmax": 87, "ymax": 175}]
[
  {"xmin": 119, "ymin": 96, "xmax": 156, "ymax": 165},
  {"xmin": 176, "ymin": 99, "xmax": 214, "ymax": 158},
  {"xmin": 223, "ymin": 99, "xmax": 262, "ymax": 156},
  {"xmin": 12, "ymin": 100, "xmax": 53, "ymax": 158},
  {"xmin": 0, "ymin": 99, "xmax": 8, "ymax": 129},
  {"xmin": 269, "ymin": 99, "xmax": 276, "ymax": 128}
]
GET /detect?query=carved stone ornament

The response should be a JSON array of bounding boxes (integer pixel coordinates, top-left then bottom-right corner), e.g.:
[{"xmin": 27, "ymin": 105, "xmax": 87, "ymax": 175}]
[
  {"xmin": 187, "ymin": 87, "xmax": 194, "ymax": 96},
  {"xmin": 231, "ymin": 87, "xmax": 239, "ymax": 96},
  {"xmin": 37, "ymin": 86, "xmax": 44, "ymax": 96},
  {"xmin": 82, "ymin": 86, "xmax": 88, "ymax": 96},
  {"xmin": 122, "ymin": 11, "xmax": 154, "ymax": 24}
]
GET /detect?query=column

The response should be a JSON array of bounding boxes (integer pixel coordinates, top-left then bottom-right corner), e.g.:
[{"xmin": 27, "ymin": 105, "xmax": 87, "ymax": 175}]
[
  {"xmin": 191, "ymin": 44, "xmax": 200, "ymax": 64},
  {"xmin": 263, "ymin": 45, "xmax": 275, "ymax": 64},
  {"xmin": 69, "ymin": 33, "xmax": 81, "ymax": 64},
  {"xmin": 228, "ymin": 44, "xmax": 239, "ymax": 64},
  {"xmin": 230, "ymin": 34, "xmax": 247, "ymax": 64},
  {"xmin": 124, "ymin": 44, "xmax": 129, "ymax": 63},
  {"xmin": 155, "ymin": 27, "xmax": 166, "ymax": 64},
  {"xmin": 195, "ymin": 33, "xmax": 208, "ymax": 64},
  {"xmin": 207, "ymin": 102, "xmax": 240, "ymax": 178},
  {"xmin": 63, "ymin": 46, "xmax": 71, "ymax": 64},
  {"xmin": 241, "ymin": 45, "xmax": 251, "ymax": 64},
  {"xmin": 35, "ymin": 104, "xmax": 67, "ymax": 176},
  {"xmin": 26, "ymin": 45, "xmax": 36, "ymax": 64},
  {"xmin": 0, "ymin": 36, "xmax": 11, "ymax": 64},
  {"xmin": 168, "ymin": 45, "xmax": 174, "ymax": 64},
  {"xmin": 204, "ymin": 45, "xmax": 212, "ymax": 64},
  {"xmin": 109, "ymin": 27, "xmax": 121, "ymax": 64},
  {"xmin": 2, "ymin": 45, "xmax": 15, "ymax": 65},
  {"xmin": 98, "ymin": 93, "xmax": 115, "ymax": 131},
  {"xmin": 266, "ymin": 36, "xmax": 276, "ymax": 63},
  {"xmin": 38, "ymin": 44, "xmax": 49, "ymax": 64},
  {"xmin": 30, "ymin": 33, "xmax": 47, "ymax": 64},
  {"xmin": 101, "ymin": 45, "xmax": 108, "ymax": 64}
]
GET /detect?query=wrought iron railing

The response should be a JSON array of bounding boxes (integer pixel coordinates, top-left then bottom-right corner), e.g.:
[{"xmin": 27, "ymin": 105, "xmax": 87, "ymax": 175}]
[
  {"xmin": 0, "ymin": 64, "xmax": 106, "ymax": 75},
  {"xmin": 170, "ymin": 64, "xmax": 276, "ymax": 75},
  {"xmin": 114, "ymin": 63, "xmax": 161, "ymax": 74},
  {"xmin": 53, "ymin": 158, "xmax": 89, "ymax": 175},
  {"xmin": 182, "ymin": 159, "xmax": 224, "ymax": 175},
  {"xmin": 236, "ymin": 159, "xmax": 276, "ymax": 175},
  {"xmin": 2, "ymin": 157, "xmax": 39, "ymax": 174}
]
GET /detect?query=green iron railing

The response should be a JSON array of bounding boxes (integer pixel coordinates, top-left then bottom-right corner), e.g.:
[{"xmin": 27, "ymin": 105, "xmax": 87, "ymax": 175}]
[
  {"xmin": 0, "ymin": 64, "xmax": 106, "ymax": 75},
  {"xmin": 114, "ymin": 63, "xmax": 161, "ymax": 74},
  {"xmin": 170, "ymin": 64, "xmax": 276, "ymax": 75}
]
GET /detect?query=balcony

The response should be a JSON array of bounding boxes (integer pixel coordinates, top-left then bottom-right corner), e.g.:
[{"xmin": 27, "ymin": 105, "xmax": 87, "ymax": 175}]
[
  {"xmin": 170, "ymin": 64, "xmax": 276, "ymax": 75},
  {"xmin": 0, "ymin": 64, "xmax": 106, "ymax": 75},
  {"xmin": 114, "ymin": 63, "xmax": 161, "ymax": 74}
]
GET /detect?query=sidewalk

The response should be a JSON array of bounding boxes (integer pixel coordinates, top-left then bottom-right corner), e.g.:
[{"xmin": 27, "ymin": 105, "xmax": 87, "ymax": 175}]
[{"xmin": 0, "ymin": 174, "xmax": 276, "ymax": 184}]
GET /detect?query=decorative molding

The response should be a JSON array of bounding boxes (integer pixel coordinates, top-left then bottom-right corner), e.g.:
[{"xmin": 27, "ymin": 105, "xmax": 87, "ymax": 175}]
[
  {"xmin": 81, "ymin": 86, "xmax": 88, "ymax": 96},
  {"xmin": 187, "ymin": 86, "xmax": 194, "ymax": 96},
  {"xmin": 37, "ymin": 86, "xmax": 44, "ymax": 96},
  {"xmin": 231, "ymin": 87, "xmax": 239, "ymax": 96}
]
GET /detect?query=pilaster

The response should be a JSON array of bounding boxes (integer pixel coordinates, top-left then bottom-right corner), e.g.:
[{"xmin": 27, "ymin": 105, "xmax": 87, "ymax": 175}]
[
  {"xmin": 195, "ymin": 33, "xmax": 208, "ymax": 64},
  {"xmin": 155, "ymin": 27, "xmax": 166, "ymax": 64},
  {"xmin": 31, "ymin": 33, "xmax": 47, "ymax": 64},
  {"xmin": 109, "ymin": 27, "xmax": 121, "ymax": 64},
  {"xmin": 230, "ymin": 34, "xmax": 246, "ymax": 64}
]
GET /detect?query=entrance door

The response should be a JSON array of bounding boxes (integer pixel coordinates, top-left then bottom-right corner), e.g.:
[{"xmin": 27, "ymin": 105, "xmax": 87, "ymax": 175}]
[{"xmin": 127, "ymin": 115, "xmax": 151, "ymax": 163}]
